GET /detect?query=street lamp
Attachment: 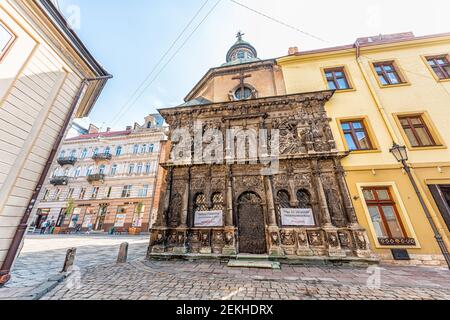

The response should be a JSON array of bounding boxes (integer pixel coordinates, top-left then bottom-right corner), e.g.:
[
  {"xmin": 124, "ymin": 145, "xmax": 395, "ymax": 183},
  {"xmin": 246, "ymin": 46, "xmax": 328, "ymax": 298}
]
[
  {"xmin": 389, "ymin": 143, "xmax": 408, "ymax": 163},
  {"xmin": 390, "ymin": 143, "xmax": 450, "ymax": 269}
]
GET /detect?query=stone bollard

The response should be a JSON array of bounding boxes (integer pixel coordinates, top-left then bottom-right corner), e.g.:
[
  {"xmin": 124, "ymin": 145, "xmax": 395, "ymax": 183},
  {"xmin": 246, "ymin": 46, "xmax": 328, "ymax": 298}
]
[
  {"xmin": 62, "ymin": 248, "xmax": 77, "ymax": 273},
  {"xmin": 117, "ymin": 242, "xmax": 129, "ymax": 264}
]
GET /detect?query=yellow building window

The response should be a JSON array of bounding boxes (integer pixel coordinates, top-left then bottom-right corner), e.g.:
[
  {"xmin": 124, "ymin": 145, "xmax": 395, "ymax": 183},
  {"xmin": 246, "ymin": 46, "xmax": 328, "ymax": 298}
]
[
  {"xmin": 340, "ymin": 120, "xmax": 373, "ymax": 151},
  {"xmin": 362, "ymin": 187, "xmax": 415, "ymax": 246},
  {"xmin": 373, "ymin": 61, "xmax": 406, "ymax": 86},
  {"xmin": 398, "ymin": 115, "xmax": 438, "ymax": 148},
  {"xmin": 426, "ymin": 55, "xmax": 450, "ymax": 80},
  {"xmin": 324, "ymin": 67, "xmax": 352, "ymax": 90},
  {"xmin": 0, "ymin": 21, "xmax": 15, "ymax": 61}
]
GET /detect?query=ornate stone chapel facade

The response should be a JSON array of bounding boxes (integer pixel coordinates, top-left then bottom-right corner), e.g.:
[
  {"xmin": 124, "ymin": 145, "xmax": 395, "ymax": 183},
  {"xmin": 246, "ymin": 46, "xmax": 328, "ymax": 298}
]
[{"xmin": 149, "ymin": 34, "xmax": 375, "ymax": 262}]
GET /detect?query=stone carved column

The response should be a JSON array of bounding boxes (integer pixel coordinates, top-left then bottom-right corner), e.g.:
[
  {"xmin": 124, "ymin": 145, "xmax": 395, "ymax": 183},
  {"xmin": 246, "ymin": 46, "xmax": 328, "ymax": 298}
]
[
  {"xmin": 265, "ymin": 175, "xmax": 277, "ymax": 227},
  {"xmin": 156, "ymin": 166, "xmax": 173, "ymax": 227},
  {"xmin": 265, "ymin": 175, "xmax": 284, "ymax": 257},
  {"xmin": 333, "ymin": 159, "xmax": 359, "ymax": 227},
  {"xmin": 180, "ymin": 177, "xmax": 190, "ymax": 228},
  {"xmin": 311, "ymin": 160, "xmax": 333, "ymax": 228},
  {"xmin": 226, "ymin": 168, "xmax": 234, "ymax": 227}
]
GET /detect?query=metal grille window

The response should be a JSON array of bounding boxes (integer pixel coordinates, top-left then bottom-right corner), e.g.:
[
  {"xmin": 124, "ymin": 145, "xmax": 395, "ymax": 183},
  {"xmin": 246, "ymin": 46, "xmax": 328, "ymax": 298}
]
[
  {"xmin": 194, "ymin": 193, "xmax": 208, "ymax": 212},
  {"xmin": 297, "ymin": 190, "xmax": 311, "ymax": 209},
  {"xmin": 277, "ymin": 190, "xmax": 291, "ymax": 209},
  {"xmin": 212, "ymin": 193, "xmax": 224, "ymax": 210},
  {"xmin": 427, "ymin": 55, "xmax": 450, "ymax": 80},
  {"xmin": 399, "ymin": 115, "xmax": 437, "ymax": 147}
]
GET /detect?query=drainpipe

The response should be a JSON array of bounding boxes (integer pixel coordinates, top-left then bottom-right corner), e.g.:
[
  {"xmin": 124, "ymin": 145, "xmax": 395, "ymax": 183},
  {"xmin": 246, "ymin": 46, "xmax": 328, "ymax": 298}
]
[
  {"xmin": 0, "ymin": 74, "xmax": 112, "ymax": 286},
  {"xmin": 354, "ymin": 41, "xmax": 400, "ymax": 143}
]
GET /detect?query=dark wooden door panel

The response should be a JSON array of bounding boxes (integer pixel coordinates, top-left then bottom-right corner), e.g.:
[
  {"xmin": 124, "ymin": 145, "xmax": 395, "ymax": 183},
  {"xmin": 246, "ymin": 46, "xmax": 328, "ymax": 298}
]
[{"xmin": 238, "ymin": 203, "xmax": 266, "ymax": 254}]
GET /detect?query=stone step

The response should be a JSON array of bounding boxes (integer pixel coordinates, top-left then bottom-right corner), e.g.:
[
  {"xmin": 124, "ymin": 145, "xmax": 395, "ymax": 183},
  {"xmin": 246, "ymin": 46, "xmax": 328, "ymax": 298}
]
[
  {"xmin": 236, "ymin": 254, "xmax": 271, "ymax": 260},
  {"xmin": 228, "ymin": 260, "xmax": 281, "ymax": 269}
]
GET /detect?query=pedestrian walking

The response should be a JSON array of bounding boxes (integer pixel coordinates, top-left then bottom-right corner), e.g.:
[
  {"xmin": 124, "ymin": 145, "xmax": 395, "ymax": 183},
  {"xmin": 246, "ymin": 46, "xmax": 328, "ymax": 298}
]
[{"xmin": 40, "ymin": 220, "xmax": 48, "ymax": 234}]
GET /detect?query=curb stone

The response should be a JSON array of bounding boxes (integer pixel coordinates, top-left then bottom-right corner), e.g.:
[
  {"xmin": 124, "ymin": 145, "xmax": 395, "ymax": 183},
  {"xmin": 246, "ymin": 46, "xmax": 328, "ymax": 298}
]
[{"xmin": 0, "ymin": 272, "xmax": 70, "ymax": 300}]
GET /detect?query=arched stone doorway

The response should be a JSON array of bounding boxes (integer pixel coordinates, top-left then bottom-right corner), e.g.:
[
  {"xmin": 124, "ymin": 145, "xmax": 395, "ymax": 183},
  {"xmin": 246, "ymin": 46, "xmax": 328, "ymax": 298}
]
[{"xmin": 237, "ymin": 192, "xmax": 267, "ymax": 254}]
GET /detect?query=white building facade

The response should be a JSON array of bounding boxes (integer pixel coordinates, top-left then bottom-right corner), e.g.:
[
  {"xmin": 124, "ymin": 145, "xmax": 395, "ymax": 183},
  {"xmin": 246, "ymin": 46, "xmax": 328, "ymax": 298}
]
[{"xmin": 31, "ymin": 115, "xmax": 167, "ymax": 234}]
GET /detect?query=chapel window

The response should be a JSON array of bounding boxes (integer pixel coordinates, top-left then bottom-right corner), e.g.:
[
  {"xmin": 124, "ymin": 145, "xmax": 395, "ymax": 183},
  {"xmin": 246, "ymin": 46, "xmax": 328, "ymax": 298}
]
[
  {"xmin": 234, "ymin": 86, "xmax": 252, "ymax": 100},
  {"xmin": 211, "ymin": 193, "xmax": 224, "ymax": 210},
  {"xmin": 194, "ymin": 193, "xmax": 208, "ymax": 212}
]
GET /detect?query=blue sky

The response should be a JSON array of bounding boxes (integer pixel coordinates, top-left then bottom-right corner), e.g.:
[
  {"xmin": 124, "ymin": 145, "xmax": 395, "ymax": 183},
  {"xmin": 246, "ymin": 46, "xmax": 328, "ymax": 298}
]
[{"xmin": 57, "ymin": 0, "xmax": 450, "ymax": 131}]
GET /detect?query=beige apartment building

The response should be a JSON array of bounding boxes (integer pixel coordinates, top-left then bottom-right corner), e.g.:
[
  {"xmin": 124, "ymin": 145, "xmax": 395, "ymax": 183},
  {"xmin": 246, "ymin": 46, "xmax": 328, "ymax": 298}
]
[
  {"xmin": 31, "ymin": 115, "xmax": 167, "ymax": 234},
  {"xmin": 0, "ymin": 0, "xmax": 110, "ymax": 285}
]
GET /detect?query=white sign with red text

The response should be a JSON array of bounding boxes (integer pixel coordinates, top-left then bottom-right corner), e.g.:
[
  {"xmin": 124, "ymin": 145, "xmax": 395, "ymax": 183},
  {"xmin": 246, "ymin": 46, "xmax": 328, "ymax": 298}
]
[
  {"xmin": 194, "ymin": 210, "xmax": 223, "ymax": 227},
  {"xmin": 281, "ymin": 208, "xmax": 315, "ymax": 226}
]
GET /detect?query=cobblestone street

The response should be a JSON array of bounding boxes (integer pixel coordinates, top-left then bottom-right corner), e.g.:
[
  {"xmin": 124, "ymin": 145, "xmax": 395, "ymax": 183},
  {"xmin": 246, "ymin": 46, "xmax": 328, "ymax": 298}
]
[
  {"xmin": 2, "ymin": 235, "xmax": 450, "ymax": 300},
  {"xmin": 43, "ymin": 260, "xmax": 450, "ymax": 300},
  {"xmin": 0, "ymin": 234, "xmax": 148, "ymax": 299}
]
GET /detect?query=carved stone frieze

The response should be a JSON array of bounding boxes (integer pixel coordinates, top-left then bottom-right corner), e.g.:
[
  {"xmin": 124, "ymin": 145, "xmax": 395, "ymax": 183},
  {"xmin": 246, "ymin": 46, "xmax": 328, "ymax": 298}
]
[{"xmin": 149, "ymin": 88, "xmax": 374, "ymax": 262}]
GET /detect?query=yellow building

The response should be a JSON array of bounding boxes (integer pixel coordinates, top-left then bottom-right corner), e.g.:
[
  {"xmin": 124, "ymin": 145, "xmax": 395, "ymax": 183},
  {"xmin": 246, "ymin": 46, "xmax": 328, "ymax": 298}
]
[{"xmin": 278, "ymin": 32, "xmax": 450, "ymax": 267}]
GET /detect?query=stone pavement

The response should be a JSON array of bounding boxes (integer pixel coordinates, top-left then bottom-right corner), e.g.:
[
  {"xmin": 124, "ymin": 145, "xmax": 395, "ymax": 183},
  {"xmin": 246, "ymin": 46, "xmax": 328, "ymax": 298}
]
[
  {"xmin": 43, "ymin": 260, "xmax": 450, "ymax": 300},
  {"xmin": 0, "ymin": 234, "xmax": 149, "ymax": 299}
]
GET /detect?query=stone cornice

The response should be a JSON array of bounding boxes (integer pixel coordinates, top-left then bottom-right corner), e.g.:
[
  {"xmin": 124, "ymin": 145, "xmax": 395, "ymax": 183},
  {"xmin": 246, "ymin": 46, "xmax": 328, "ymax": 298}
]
[
  {"xmin": 62, "ymin": 130, "xmax": 167, "ymax": 147},
  {"xmin": 160, "ymin": 90, "xmax": 335, "ymax": 124}
]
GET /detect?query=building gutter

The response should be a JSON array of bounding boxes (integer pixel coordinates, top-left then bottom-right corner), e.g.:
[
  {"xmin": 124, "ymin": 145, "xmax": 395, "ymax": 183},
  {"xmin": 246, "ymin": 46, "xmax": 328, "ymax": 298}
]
[
  {"xmin": 36, "ymin": 0, "xmax": 109, "ymax": 77},
  {"xmin": 0, "ymin": 74, "xmax": 112, "ymax": 287}
]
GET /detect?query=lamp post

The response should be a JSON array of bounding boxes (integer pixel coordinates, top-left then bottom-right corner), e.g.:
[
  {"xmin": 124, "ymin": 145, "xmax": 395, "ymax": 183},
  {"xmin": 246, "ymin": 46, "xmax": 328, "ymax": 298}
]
[{"xmin": 390, "ymin": 143, "xmax": 450, "ymax": 269}]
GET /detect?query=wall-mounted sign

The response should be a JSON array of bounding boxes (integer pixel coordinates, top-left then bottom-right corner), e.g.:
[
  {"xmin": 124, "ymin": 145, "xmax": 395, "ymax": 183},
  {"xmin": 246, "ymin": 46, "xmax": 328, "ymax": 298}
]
[
  {"xmin": 281, "ymin": 208, "xmax": 315, "ymax": 226},
  {"xmin": 114, "ymin": 214, "xmax": 126, "ymax": 227},
  {"xmin": 194, "ymin": 211, "xmax": 223, "ymax": 227}
]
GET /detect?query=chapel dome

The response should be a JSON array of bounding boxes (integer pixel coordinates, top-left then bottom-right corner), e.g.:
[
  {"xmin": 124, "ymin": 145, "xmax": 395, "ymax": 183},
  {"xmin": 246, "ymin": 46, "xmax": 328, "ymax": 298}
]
[{"xmin": 223, "ymin": 32, "xmax": 260, "ymax": 66}]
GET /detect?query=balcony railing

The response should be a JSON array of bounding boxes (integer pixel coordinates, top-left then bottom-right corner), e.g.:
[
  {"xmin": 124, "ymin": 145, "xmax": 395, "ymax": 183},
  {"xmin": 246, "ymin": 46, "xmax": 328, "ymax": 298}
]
[
  {"xmin": 87, "ymin": 174, "xmax": 105, "ymax": 184},
  {"xmin": 57, "ymin": 156, "xmax": 77, "ymax": 166},
  {"xmin": 50, "ymin": 176, "xmax": 69, "ymax": 186},
  {"xmin": 92, "ymin": 153, "xmax": 112, "ymax": 162}
]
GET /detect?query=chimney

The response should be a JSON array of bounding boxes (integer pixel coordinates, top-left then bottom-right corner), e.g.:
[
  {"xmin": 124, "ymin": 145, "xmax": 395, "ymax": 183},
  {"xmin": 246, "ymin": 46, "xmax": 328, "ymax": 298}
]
[
  {"xmin": 106, "ymin": 127, "xmax": 111, "ymax": 133},
  {"xmin": 88, "ymin": 124, "xmax": 99, "ymax": 134},
  {"xmin": 288, "ymin": 47, "xmax": 299, "ymax": 55}
]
